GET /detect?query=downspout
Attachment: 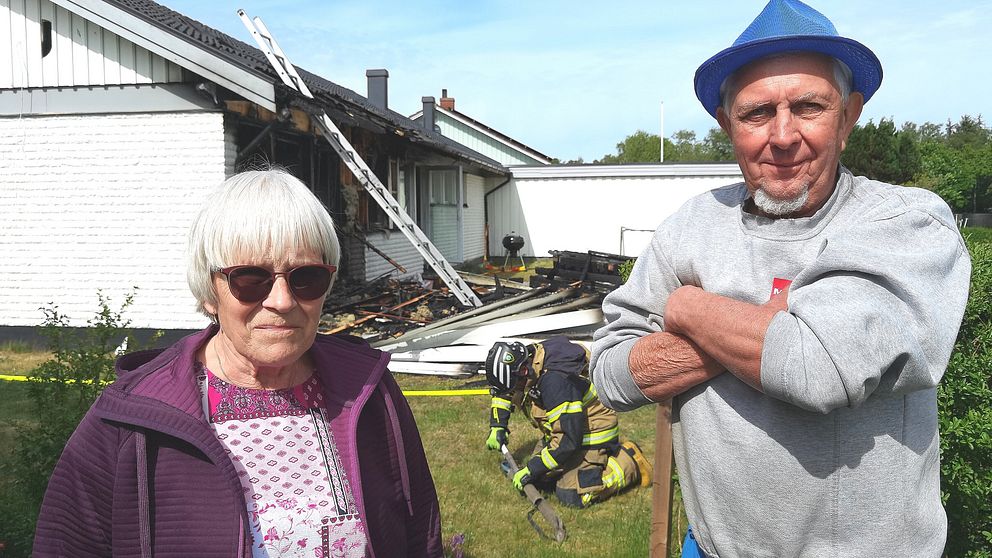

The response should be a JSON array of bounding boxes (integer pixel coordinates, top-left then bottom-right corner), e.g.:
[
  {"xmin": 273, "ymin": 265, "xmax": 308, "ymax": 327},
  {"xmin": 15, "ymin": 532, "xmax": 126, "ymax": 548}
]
[{"xmin": 483, "ymin": 175, "xmax": 512, "ymax": 262}]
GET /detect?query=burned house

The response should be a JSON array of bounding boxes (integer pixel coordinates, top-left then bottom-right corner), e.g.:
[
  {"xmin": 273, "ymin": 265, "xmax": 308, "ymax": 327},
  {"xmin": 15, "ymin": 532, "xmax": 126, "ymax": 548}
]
[{"xmin": 0, "ymin": 0, "xmax": 508, "ymax": 331}]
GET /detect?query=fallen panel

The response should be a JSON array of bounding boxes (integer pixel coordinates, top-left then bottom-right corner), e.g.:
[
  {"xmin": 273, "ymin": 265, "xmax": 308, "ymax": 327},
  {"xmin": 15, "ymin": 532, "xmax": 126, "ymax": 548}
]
[
  {"xmin": 386, "ymin": 360, "xmax": 481, "ymax": 377},
  {"xmin": 378, "ymin": 308, "xmax": 604, "ymax": 352}
]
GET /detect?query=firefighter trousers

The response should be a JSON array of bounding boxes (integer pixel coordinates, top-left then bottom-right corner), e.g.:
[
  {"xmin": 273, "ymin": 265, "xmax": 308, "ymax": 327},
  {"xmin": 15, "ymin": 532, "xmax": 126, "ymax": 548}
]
[{"xmin": 540, "ymin": 444, "xmax": 641, "ymax": 508}]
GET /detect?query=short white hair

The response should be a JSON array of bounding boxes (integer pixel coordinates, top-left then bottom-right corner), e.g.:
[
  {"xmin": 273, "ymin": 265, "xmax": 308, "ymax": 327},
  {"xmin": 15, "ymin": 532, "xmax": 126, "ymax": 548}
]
[
  {"xmin": 720, "ymin": 53, "xmax": 853, "ymax": 115},
  {"xmin": 187, "ymin": 169, "xmax": 340, "ymax": 318}
]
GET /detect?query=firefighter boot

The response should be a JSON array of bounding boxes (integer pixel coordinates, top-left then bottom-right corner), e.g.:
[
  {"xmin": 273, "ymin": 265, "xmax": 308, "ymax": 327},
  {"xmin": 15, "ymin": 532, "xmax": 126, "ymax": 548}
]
[{"xmin": 621, "ymin": 440, "xmax": 653, "ymax": 487}]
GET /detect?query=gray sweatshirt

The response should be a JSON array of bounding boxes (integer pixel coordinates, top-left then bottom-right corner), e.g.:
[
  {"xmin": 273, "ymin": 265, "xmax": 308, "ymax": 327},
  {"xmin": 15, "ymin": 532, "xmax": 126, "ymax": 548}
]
[{"xmin": 591, "ymin": 169, "xmax": 971, "ymax": 557}]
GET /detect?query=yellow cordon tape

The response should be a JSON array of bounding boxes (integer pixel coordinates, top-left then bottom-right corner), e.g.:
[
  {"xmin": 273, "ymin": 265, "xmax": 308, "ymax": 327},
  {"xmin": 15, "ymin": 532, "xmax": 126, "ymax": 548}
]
[
  {"xmin": 1, "ymin": 374, "xmax": 489, "ymax": 397},
  {"xmin": 402, "ymin": 389, "xmax": 490, "ymax": 397}
]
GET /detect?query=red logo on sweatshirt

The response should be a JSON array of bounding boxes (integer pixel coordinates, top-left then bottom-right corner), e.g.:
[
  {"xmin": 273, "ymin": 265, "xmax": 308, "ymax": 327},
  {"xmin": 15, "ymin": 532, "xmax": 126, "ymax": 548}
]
[{"xmin": 771, "ymin": 278, "xmax": 792, "ymax": 298}]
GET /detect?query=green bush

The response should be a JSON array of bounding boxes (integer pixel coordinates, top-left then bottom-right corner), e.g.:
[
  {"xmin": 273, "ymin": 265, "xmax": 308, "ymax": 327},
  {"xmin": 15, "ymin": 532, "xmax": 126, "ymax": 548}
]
[
  {"xmin": 939, "ymin": 235, "xmax": 992, "ymax": 557},
  {"xmin": 618, "ymin": 258, "xmax": 636, "ymax": 283},
  {"xmin": 0, "ymin": 291, "xmax": 156, "ymax": 557}
]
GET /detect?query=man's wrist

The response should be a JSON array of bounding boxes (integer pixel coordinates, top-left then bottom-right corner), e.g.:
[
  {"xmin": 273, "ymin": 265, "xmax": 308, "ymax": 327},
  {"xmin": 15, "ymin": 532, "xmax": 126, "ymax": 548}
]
[{"xmin": 664, "ymin": 285, "xmax": 700, "ymax": 335}]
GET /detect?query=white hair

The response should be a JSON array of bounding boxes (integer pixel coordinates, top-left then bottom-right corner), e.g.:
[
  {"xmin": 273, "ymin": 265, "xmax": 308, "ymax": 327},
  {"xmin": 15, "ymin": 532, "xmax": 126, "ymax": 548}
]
[
  {"xmin": 187, "ymin": 169, "xmax": 340, "ymax": 318},
  {"xmin": 720, "ymin": 53, "xmax": 853, "ymax": 115}
]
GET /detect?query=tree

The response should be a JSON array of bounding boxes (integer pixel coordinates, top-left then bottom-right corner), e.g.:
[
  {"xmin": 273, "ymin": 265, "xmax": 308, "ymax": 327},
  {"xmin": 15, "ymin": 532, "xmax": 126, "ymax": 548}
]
[
  {"xmin": 598, "ymin": 130, "xmax": 662, "ymax": 164},
  {"xmin": 843, "ymin": 118, "xmax": 920, "ymax": 184},
  {"xmin": 702, "ymin": 127, "xmax": 735, "ymax": 161}
]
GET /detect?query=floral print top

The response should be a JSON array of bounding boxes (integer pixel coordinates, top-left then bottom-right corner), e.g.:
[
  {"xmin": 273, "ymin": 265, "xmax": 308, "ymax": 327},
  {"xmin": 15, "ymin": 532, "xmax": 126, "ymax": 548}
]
[{"xmin": 198, "ymin": 363, "xmax": 368, "ymax": 558}]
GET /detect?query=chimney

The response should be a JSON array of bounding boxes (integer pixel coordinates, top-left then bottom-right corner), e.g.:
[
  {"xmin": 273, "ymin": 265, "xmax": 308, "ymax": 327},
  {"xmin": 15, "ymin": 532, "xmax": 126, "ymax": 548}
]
[
  {"xmin": 439, "ymin": 88, "xmax": 455, "ymax": 111},
  {"xmin": 422, "ymin": 96, "xmax": 436, "ymax": 131},
  {"xmin": 366, "ymin": 69, "xmax": 388, "ymax": 109}
]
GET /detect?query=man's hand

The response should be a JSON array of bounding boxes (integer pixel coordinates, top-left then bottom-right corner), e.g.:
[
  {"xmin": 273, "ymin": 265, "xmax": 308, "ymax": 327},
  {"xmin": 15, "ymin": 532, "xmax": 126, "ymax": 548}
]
[
  {"xmin": 486, "ymin": 427, "xmax": 508, "ymax": 451},
  {"xmin": 512, "ymin": 466, "xmax": 532, "ymax": 491}
]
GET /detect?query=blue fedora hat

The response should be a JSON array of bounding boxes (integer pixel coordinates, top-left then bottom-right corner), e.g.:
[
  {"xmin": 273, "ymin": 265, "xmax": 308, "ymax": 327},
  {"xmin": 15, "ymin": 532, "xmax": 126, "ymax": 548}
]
[{"xmin": 694, "ymin": 0, "xmax": 882, "ymax": 118}]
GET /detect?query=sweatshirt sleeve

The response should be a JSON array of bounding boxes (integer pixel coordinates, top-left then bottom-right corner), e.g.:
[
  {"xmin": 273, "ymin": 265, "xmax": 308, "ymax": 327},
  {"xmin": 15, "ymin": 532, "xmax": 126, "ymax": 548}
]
[
  {"xmin": 34, "ymin": 407, "xmax": 118, "ymax": 558},
  {"xmin": 761, "ymin": 201, "xmax": 971, "ymax": 413},
  {"xmin": 591, "ymin": 216, "xmax": 686, "ymax": 411}
]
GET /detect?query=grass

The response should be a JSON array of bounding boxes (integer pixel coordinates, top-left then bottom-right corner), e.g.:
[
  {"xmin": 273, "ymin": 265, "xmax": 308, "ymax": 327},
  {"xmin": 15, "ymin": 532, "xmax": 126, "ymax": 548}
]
[
  {"xmin": 0, "ymin": 345, "xmax": 48, "ymax": 466},
  {"xmin": 0, "ymin": 348, "xmax": 685, "ymax": 557},
  {"xmin": 396, "ymin": 374, "xmax": 686, "ymax": 558}
]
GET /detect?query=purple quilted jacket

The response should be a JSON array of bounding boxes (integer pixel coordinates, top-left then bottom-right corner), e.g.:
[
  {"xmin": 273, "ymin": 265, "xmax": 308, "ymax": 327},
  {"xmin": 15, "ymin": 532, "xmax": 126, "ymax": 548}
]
[{"xmin": 34, "ymin": 326, "xmax": 443, "ymax": 557}]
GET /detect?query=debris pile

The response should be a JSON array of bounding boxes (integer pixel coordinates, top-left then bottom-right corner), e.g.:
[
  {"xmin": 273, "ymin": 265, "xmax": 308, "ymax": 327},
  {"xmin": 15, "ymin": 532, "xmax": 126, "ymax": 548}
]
[
  {"xmin": 531, "ymin": 250, "xmax": 633, "ymax": 293},
  {"xmin": 321, "ymin": 251, "xmax": 633, "ymax": 377}
]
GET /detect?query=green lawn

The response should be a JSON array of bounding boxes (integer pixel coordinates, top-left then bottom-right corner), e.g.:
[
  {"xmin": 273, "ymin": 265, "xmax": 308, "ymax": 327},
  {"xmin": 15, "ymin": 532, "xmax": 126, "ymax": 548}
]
[
  {"xmin": 396, "ymin": 374, "xmax": 685, "ymax": 558},
  {"xmin": 0, "ymin": 347, "xmax": 684, "ymax": 558}
]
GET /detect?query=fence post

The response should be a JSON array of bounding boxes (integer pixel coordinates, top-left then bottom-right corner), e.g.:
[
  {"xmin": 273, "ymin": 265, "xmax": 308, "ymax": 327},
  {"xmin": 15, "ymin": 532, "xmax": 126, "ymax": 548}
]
[{"xmin": 649, "ymin": 400, "xmax": 675, "ymax": 558}]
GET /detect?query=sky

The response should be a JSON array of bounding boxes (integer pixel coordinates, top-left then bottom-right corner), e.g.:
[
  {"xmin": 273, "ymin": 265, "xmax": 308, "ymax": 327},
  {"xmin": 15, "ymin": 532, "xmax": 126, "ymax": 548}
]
[{"xmin": 160, "ymin": 0, "xmax": 992, "ymax": 163}]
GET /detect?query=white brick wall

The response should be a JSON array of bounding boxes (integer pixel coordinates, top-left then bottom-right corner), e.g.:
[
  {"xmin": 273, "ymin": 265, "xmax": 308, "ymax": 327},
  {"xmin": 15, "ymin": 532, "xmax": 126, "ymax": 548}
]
[{"xmin": 0, "ymin": 111, "xmax": 226, "ymax": 329}]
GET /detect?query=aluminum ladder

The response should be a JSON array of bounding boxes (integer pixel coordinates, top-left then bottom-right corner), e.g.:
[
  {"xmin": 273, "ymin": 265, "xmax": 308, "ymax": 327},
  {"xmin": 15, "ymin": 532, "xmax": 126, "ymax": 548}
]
[{"xmin": 238, "ymin": 10, "xmax": 483, "ymax": 307}]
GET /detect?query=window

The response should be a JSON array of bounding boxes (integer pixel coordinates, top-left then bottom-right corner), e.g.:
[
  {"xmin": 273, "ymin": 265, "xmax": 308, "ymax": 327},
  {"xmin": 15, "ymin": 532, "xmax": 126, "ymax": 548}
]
[
  {"xmin": 366, "ymin": 158, "xmax": 406, "ymax": 230},
  {"xmin": 429, "ymin": 169, "xmax": 458, "ymax": 205}
]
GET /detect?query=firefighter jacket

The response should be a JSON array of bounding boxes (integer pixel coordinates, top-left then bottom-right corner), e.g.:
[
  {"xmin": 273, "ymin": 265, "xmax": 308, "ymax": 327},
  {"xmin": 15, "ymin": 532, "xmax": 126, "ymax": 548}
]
[{"xmin": 489, "ymin": 336, "xmax": 620, "ymax": 479}]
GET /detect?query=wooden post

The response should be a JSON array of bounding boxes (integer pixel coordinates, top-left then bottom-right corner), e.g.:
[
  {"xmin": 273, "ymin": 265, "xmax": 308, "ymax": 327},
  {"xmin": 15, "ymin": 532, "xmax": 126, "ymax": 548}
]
[{"xmin": 649, "ymin": 400, "xmax": 675, "ymax": 558}]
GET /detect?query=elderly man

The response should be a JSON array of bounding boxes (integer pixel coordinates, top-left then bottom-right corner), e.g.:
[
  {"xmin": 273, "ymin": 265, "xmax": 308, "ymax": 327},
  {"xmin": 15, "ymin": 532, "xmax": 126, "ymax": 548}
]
[{"xmin": 591, "ymin": 1, "xmax": 971, "ymax": 557}]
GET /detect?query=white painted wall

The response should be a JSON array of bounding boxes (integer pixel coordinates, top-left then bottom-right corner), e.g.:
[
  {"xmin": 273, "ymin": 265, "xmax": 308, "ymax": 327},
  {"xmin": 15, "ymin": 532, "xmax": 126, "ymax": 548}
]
[
  {"xmin": 0, "ymin": 111, "xmax": 226, "ymax": 329},
  {"xmin": 462, "ymin": 173, "xmax": 485, "ymax": 261},
  {"xmin": 1, "ymin": 0, "xmax": 184, "ymax": 89},
  {"xmin": 489, "ymin": 164, "xmax": 744, "ymax": 258}
]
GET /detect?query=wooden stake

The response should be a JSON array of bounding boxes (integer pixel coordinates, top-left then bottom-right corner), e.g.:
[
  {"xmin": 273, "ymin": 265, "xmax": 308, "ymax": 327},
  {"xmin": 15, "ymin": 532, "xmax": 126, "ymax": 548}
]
[{"xmin": 649, "ymin": 400, "xmax": 675, "ymax": 558}]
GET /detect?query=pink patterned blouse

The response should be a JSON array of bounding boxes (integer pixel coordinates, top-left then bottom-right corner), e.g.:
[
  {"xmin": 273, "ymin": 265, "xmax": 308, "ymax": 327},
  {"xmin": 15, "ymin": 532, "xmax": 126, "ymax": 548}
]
[{"xmin": 198, "ymin": 363, "xmax": 369, "ymax": 558}]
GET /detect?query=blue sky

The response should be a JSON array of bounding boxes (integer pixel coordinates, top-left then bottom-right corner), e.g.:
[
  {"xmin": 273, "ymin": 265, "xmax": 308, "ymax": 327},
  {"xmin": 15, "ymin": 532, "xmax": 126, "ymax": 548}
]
[{"xmin": 161, "ymin": 0, "xmax": 992, "ymax": 162}]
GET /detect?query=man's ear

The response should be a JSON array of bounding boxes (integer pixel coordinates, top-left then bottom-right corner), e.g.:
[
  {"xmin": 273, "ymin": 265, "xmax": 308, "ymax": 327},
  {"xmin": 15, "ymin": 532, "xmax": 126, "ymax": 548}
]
[{"xmin": 839, "ymin": 92, "xmax": 865, "ymax": 151}]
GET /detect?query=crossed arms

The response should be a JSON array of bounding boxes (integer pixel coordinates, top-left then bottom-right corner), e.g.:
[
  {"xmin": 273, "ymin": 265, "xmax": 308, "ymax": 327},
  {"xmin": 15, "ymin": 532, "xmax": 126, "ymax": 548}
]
[{"xmin": 629, "ymin": 285, "xmax": 787, "ymax": 401}]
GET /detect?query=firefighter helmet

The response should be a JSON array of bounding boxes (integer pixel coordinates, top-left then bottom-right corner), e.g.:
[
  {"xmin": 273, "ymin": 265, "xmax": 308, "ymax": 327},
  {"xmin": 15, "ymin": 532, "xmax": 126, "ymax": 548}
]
[{"xmin": 485, "ymin": 341, "xmax": 529, "ymax": 392}]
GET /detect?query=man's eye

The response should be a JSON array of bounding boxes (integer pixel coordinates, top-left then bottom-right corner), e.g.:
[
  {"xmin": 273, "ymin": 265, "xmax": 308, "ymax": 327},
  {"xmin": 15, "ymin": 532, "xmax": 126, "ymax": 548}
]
[
  {"xmin": 794, "ymin": 102, "xmax": 824, "ymax": 116},
  {"xmin": 741, "ymin": 107, "xmax": 773, "ymax": 121}
]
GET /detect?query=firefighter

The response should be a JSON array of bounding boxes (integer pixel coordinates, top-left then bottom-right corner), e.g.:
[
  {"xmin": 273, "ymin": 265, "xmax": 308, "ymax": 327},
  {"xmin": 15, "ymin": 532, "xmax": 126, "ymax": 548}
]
[{"xmin": 484, "ymin": 336, "xmax": 653, "ymax": 508}]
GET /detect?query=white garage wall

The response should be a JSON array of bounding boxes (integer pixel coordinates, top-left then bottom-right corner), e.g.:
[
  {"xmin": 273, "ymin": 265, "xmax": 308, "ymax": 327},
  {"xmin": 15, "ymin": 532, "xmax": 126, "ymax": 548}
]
[
  {"xmin": 488, "ymin": 164, "xmax": 743, "ymax": 258},
  {"xmin": 0, "ymin": 111, "xmax": 225, "ymax": 329}
]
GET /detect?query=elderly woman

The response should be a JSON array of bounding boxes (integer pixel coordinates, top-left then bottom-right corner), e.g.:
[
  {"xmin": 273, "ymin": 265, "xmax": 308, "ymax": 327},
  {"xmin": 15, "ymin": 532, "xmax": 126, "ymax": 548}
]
[{"xmin": 34, "ymin": 170, "xmax": 442, "ymax": 557}]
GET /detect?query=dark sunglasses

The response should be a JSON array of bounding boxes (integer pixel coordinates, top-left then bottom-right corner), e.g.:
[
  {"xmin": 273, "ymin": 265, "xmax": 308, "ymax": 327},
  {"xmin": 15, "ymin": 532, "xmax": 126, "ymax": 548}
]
[{"xmin": 214, "ymin": 264, "xmax": 337, "ymax": 303}]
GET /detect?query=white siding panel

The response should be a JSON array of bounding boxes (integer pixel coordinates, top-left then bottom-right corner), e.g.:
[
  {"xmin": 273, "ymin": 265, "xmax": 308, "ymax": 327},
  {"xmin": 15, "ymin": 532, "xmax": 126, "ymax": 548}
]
[
  {"xmin": 462, "ymin": 173, "xmax": 485, "ymax": 261},
  {"xmin": 167, "ymin": 60, "xmax": 182, "ymax": 82},
  {"xmin": 150, "ymin": 52, "xmax": 166, "ymax": 83},
  {"xmin": 118, "ymin": 35, "xmax": 135, "ymax": 83},
  {"xmin": 0, "ymin": 0, "xmax": 13, "ymax": 87},
  {"xmin": 24, "ymin": 0, "xmax": 42, "ymax": 87},
  {"xmin": 54, "ymin": 5, "xmax": 72, "ymax": 85},
  {"xmin": 134, "ymin": 44, "xmax": 152, "ymax": 83},
  {"xmin": 0, "ymin": 0, "xmax": 183, "ymax": 88},
  {"xmin": 40, "ymin": 0, "xmax": 58, "ymax": 86},
  {"xmin": 102, "ymin": 31, "xmax": 120, "ymax": 84},
  {"xmin": 70, "ymin": 11, "xmax": 87, "ymax": 84},
  {"xmin": 437, "ymin": 115, "xmax": 546, "ymax": 166},
  {"xmin": 0, "ymin": 112, "xmax": 225, "ymax": 329},
  {"xmin": 86, "ymin": 17, "xmax": 103, "ymax": 84},
  {"xmin": 363, "ymin": 232, "xmax": 425, "ymax": 282},
  {"xmin": 429, "ymin": 205, "xmax": 459, "ymax": 263},
  {"xmin": 8, "ymin": 0, "xmax": 27, "ymax": 88}
]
